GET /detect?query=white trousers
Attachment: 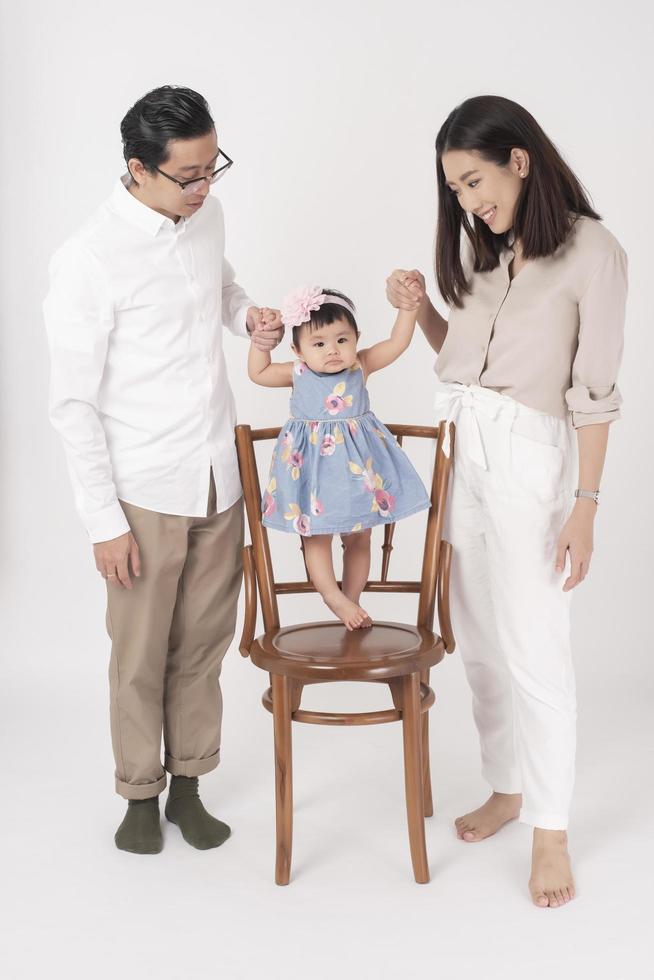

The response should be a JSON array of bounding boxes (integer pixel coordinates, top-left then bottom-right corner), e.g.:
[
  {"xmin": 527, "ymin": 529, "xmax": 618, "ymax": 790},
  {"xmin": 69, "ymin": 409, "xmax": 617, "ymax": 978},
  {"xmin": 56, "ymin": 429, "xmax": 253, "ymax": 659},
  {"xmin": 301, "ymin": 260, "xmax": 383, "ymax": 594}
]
[{"xmin": 436, "ymin": 383, "xmax": 577, "ymax": 830}]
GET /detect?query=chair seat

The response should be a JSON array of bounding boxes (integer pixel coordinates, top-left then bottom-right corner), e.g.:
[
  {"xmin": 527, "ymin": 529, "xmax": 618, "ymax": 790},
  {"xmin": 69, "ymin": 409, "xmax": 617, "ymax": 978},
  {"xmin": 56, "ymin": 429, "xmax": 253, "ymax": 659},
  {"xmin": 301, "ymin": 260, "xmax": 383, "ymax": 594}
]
[{"xmin": 250, "ymin": 620, "xmax": 445, "ymax": 681}]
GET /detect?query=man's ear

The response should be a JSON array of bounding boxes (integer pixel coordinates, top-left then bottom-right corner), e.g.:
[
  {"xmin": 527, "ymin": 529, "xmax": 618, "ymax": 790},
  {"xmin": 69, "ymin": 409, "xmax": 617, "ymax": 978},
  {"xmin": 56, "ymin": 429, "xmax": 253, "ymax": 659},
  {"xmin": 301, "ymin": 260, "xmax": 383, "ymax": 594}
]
[{"xmin": 127, "ymin": 158, "xmax": 148, "ymax": 187}]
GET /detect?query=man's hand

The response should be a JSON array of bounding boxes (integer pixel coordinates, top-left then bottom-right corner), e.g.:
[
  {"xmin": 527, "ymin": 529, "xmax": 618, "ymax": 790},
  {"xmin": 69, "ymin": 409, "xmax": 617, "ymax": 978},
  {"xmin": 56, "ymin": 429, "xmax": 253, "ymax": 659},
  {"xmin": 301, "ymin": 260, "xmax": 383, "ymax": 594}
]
[
  {"xmin": 247, "ymin": 306, "xmax": 285, "ymax": 351},
  {"xmin": 93, "ymin": 531, "xmax": 141, "ymax": 589}
]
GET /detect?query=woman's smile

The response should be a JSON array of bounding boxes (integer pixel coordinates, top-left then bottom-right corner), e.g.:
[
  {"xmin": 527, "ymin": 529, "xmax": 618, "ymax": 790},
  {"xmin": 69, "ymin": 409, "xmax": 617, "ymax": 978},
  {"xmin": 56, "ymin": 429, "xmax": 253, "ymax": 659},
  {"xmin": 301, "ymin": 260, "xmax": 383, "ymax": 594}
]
[{"xmin": 478, "ymin": 206, "xmax": 497, "ymax": 225}]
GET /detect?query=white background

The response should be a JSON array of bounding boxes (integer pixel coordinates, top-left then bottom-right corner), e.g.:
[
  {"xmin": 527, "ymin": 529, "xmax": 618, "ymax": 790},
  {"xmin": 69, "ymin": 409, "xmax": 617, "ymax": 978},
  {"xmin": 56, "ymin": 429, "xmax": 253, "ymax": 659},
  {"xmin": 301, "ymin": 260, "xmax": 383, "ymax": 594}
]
[{"xmin": 1, "ymin": 1, "xmax": 652, "ymax": 978}]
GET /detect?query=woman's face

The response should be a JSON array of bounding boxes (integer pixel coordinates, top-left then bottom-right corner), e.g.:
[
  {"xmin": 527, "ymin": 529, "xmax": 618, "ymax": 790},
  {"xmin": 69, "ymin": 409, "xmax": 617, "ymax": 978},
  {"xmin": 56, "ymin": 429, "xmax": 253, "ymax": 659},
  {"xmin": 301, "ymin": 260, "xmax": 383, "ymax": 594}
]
[{"xmin": 441, "ymin": 148, "xmax": 529, "ymax": 235}]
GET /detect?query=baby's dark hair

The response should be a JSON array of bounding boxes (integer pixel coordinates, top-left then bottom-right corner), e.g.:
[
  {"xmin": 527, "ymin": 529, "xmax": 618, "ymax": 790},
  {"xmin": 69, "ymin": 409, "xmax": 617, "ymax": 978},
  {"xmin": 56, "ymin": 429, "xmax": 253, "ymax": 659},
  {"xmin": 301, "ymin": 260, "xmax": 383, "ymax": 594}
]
[{"xmin": 292, "ymin": 289, "xmax": 359, "ymax": 349}]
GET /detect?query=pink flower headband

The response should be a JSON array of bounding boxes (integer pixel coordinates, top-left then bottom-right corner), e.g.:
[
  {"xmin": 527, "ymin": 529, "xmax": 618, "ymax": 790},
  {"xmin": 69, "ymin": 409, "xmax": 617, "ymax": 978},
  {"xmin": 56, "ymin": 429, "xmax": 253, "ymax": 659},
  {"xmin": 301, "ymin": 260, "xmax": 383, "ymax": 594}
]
[{"xmin": 280, "ymin": 285, "xmax": 355, "ymax": 329}]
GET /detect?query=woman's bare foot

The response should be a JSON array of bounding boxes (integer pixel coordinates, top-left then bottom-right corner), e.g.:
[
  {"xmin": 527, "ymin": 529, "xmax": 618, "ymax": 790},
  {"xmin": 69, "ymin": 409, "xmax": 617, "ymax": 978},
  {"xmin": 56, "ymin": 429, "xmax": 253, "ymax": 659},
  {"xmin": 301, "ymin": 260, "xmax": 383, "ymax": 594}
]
[
  {"xmin": 529, "ymin": 829, "xmax": 576, "ymax": 908},
  {"xmin": 324, "ymin": 590, "xmax": 371, "ymax": 630},
  {"xmin": 455, "ymin": 792, "xmax": 522, "ymax": 841}
]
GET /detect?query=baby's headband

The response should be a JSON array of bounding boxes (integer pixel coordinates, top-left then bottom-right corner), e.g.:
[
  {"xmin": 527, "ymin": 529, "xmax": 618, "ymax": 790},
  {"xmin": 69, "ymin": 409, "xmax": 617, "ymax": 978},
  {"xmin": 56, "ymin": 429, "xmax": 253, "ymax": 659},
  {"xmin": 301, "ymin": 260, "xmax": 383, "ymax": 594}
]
[{"xmin": 280, "ymin": 285, "xmax": 355, "ymax": 329}]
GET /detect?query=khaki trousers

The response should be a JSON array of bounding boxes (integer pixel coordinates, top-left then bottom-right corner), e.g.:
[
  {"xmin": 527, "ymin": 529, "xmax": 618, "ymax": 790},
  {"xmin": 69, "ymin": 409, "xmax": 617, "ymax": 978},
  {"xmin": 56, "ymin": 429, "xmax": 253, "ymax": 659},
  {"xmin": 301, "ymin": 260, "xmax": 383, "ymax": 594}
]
[{"xmin": 106, "ymin": 476, "xmax": 244, "ymax": 800}]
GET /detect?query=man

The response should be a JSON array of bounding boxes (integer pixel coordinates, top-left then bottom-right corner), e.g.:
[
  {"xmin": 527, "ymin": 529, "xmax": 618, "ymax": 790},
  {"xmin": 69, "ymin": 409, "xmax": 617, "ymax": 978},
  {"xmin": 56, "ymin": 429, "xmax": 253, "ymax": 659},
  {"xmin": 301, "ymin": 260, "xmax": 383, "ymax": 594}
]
[{"xmin": 44, "ymin": 86, "xmax": 282, "ymax": 854}]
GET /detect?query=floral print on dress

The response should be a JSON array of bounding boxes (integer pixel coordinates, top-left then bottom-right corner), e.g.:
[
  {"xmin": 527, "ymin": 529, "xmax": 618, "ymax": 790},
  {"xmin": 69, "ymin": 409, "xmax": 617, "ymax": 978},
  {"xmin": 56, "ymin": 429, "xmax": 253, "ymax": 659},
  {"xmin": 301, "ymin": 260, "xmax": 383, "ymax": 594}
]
[
  {"xmin": 288, "ymin": 450, "xmax": 304, "ymax": 481},
  {"xmin": 263, "ymin": 477, "xmax": 277, "ymax": 517},
  {"xmin": 348, "ymin": 456, "xmax": 397, "ymax": 516},
  {"xmin": 320, "ymin": 435, "xmax": 336, "ymax": 456},
  {"xmin": 284, "ymin": 503, "xmax": 311, "ymax": 536},
  {"xmin": 325, "ymin": 381, "xmax": 354, "ymax": 416},
  {"xmin": 280, "ymin": 430, "xmax": 294, "ymax": 462}
]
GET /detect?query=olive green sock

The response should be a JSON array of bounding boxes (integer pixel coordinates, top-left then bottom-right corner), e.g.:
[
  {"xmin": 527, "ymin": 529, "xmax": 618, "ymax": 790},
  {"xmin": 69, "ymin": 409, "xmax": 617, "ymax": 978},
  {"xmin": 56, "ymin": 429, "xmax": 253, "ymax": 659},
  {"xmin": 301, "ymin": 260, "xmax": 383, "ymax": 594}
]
[
  {"xmin": 114, "ymin": 797, "xmax": 163, "ymax": 855},
  {"xmin": 165, "ymin": 776, "xmax": 231, "ymax": 850}
]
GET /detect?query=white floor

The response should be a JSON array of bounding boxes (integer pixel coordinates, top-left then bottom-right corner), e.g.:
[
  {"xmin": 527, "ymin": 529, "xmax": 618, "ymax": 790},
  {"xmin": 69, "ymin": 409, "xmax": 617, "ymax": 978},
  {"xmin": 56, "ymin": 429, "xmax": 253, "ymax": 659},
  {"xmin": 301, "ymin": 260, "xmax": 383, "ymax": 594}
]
[{"xmin": 2, "ymin": 631, "xmax": 651, "ymax": 980}]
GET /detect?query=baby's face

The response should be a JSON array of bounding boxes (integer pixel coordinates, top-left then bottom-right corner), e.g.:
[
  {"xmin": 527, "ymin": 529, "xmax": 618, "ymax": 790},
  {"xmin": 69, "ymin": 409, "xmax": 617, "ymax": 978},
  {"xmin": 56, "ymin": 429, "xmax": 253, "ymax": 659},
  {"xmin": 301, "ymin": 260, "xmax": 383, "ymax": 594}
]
[{"xmin": 293, "ymin": 318, "xmax": 359, "ymax": 374}]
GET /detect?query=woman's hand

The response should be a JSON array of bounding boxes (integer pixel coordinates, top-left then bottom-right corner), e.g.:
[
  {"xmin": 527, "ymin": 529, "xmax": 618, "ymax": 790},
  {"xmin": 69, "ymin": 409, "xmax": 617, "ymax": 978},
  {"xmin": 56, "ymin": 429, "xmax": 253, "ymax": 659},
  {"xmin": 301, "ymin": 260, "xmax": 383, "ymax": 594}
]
[
  {"xmin": 386, "ymin": 269, "xmax": 426, "ymax": 310},
  {"xmin": 555, "ymin": 501, "xmax": 596, "ymax": 592}
]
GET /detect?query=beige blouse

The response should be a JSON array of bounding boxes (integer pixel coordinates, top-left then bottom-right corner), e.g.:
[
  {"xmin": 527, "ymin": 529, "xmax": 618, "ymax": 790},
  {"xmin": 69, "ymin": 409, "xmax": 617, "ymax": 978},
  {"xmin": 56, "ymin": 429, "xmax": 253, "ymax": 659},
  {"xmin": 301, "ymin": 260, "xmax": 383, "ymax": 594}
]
[{"xmin": 435, "ymin": 216, "xmax": 628, "ymax": 427}]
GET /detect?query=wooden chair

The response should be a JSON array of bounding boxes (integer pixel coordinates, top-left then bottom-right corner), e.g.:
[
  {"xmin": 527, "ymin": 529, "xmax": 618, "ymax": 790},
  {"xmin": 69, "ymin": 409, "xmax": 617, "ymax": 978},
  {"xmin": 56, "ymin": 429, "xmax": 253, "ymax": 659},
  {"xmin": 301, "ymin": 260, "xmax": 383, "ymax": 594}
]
[{"xmin": 235, "ymin": 421, "xmax": 456, "ymax": 884}]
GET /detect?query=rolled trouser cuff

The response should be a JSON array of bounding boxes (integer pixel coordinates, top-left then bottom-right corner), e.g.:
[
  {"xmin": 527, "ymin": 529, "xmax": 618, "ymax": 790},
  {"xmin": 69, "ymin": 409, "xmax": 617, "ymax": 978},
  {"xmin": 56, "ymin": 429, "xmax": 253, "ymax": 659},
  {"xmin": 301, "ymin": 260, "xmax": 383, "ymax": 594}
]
[
  {"xmin": 519, "ymin": 807, "xmax": 569, "ymax": 831},
  {"xmin": 115, "ymin": 773, "xmax": 167, "ymax": 800},
  {"xmin": 164, "ymin": 749, "xmax": 220, "ymax": 777}
]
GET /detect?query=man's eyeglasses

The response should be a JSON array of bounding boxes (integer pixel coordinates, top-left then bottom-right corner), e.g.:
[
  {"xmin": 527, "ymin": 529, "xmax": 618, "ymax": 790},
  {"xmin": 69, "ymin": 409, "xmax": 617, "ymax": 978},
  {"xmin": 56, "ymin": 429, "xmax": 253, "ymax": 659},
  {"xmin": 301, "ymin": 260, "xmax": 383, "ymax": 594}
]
[{"xmin": 154, "ymin": 149, "xmax": 233, "ymax": 196}]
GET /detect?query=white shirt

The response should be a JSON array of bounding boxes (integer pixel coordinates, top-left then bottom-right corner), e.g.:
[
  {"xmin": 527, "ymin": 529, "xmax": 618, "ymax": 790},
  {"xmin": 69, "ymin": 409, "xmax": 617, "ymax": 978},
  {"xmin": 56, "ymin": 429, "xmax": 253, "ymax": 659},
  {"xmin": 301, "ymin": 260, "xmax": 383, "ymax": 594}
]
[{"xmin": 44, "ymin": 177, "xmax": 255, "ymax": 543}]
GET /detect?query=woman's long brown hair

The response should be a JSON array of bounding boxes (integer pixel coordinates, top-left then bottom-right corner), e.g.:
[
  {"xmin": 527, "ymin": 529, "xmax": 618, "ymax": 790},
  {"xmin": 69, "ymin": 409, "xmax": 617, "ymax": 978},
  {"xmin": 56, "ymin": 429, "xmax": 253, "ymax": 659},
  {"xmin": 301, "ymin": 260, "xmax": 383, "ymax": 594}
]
[{"xmin": 435, "ymin": 95, "xmax": 600, "ymax": 308}]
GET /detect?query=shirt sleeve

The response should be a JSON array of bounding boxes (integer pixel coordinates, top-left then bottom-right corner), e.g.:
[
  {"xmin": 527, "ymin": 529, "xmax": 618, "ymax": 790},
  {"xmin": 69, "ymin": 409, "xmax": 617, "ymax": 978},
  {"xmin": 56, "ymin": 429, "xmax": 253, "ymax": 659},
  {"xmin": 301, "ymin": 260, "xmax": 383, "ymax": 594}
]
[
  {"xmin": 221, "ymin": 253, "xmax": 256, "ymax": 339},
  {"xmin": 44, "ymin": 241, "xmax": 130, "ymax": 543},
  {"xmin": 565, "ymin": 246, "xmax": 628, "ymax": 428}
]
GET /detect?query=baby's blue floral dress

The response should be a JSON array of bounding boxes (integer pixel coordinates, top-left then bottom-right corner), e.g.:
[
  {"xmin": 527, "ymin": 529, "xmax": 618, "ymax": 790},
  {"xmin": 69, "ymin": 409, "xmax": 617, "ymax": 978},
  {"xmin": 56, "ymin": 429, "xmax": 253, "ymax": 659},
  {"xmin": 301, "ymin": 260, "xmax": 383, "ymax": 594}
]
[{"xmin": 261, "ymin": 360, "xmax": 430, "ymax": 536}]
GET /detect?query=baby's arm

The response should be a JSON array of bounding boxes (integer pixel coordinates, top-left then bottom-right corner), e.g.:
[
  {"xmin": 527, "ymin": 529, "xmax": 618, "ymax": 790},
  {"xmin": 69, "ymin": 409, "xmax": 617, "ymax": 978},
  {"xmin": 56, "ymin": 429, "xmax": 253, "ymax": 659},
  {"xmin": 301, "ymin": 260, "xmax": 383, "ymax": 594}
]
[
  {"xmin": 358, "ymin": 302, "xmax": 419, "ymax": 378},
  {"xmin": 248, "ymin": 342, "xmax": 294, "ymax": 387}
]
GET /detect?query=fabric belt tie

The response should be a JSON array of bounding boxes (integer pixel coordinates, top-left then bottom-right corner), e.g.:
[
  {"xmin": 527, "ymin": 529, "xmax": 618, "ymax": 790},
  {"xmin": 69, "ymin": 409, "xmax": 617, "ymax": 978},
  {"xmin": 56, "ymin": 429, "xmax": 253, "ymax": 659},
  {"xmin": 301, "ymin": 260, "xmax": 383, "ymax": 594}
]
[{"xmin": 435, "ymin": 383, "xmax": 518, "ymax": 470}]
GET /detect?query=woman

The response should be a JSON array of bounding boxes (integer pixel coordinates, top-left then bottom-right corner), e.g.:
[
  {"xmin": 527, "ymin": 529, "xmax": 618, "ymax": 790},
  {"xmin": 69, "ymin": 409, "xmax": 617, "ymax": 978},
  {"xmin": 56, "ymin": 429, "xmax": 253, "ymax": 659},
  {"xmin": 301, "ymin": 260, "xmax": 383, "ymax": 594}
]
[{"xmin": 387, "ymin": 95, "xmax": 627, "ymax": 908}]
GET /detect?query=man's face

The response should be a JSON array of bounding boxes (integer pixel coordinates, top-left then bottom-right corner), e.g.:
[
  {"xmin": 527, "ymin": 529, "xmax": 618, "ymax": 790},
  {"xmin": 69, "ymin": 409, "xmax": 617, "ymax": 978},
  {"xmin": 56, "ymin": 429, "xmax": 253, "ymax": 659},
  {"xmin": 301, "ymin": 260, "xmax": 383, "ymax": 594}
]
[{"xmin": 129, "ymin": 130, "xmax": 220, "ymax": 221}]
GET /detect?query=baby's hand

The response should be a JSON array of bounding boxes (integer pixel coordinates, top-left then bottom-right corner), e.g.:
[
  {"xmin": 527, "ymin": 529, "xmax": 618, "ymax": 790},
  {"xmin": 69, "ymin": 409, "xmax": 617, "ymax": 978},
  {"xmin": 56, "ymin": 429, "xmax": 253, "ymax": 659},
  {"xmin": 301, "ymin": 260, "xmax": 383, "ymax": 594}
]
[
  {"xmin": 260, "ymin": 307, "xmax": 283, "ymax": 330},
  {"xmin": 404, "ymin": 275, "xmax": 424, "ymax": 298}
]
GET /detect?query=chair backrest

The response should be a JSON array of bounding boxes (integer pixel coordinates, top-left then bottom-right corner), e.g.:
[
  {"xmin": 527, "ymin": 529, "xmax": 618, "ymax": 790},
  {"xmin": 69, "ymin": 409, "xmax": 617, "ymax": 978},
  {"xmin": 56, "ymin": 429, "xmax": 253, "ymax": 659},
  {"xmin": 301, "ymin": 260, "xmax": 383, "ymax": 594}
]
[{"xmin": 235, "ymin": 422, "xmax": 453, "ymax": 633}]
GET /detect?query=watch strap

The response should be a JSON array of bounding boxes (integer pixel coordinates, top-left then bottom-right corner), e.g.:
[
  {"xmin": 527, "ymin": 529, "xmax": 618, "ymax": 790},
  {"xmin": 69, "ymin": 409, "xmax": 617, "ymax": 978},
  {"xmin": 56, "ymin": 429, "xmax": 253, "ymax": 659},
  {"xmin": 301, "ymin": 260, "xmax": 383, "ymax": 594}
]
[{"xmin": 575, "ymin": 489, "xmax": 600, "ymax": 504}]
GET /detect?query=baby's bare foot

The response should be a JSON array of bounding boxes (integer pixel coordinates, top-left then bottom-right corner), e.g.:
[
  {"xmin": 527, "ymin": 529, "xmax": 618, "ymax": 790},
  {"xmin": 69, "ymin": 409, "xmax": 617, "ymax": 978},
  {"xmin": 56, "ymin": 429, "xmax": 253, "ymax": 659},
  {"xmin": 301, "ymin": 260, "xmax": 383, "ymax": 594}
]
[
  {"xmin": 529, "ymin": 829, "xmax": 576, "ymax": 908},
  {"xmin": 454, "ymin": 792, "xmax": 522, "ymax": 842},
  {"xmin": 325, "ymin": 591, "xmax": 372, "ymax": 630}
]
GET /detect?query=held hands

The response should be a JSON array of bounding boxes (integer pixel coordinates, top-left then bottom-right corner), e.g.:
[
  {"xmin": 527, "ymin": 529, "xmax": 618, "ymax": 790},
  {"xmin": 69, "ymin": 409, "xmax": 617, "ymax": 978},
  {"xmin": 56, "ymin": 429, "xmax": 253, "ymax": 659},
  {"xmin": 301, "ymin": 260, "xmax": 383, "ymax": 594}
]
[
  {"xmin": 94, "ymin": 531, "xmax": 141, "ymax": 589},
  {"xmin": 247, "ymin": 306, "xmax": 284, "ymax": 351},
  {"xmin": 555, "ymin": 501, "xmax": 596, "ymax": 592},
  {"xmin": 386, "ymin": 269, "xmax": 426, "ymax": 311}
]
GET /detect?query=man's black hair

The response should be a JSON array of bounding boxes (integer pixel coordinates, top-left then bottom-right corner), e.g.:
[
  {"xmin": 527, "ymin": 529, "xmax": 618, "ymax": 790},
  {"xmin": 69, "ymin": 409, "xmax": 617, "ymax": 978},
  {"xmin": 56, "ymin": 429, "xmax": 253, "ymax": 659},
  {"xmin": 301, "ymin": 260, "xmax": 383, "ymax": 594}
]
[{"xmin": 121, "ymin": 85, "xmax": 215, "ymax": 175}]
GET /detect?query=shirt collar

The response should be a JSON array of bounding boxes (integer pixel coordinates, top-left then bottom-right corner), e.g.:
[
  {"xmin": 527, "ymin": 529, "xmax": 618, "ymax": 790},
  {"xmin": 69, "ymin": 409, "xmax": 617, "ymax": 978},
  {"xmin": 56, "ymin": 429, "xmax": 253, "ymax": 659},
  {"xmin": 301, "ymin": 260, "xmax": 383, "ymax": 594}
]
[{"xmin": 110, "ymin": 174, "xmax": 184, "ymax": 237}]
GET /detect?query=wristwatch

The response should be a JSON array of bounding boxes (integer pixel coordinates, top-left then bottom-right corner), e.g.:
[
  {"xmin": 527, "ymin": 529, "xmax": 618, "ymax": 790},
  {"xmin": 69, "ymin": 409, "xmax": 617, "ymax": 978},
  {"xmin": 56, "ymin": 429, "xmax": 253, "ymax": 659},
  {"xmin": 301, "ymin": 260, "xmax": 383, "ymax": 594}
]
[{"xmin": 575, "ymin": 489, "xmax": 600, "ymax": 505}]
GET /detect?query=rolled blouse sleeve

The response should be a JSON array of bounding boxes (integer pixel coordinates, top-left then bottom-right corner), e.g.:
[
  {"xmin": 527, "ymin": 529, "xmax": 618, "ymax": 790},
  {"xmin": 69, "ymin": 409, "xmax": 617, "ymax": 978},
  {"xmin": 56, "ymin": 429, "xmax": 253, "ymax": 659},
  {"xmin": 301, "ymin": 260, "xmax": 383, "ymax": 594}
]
[{"xmin": 565, "ymin": 246, "xmax": 628, "ymax": 428}]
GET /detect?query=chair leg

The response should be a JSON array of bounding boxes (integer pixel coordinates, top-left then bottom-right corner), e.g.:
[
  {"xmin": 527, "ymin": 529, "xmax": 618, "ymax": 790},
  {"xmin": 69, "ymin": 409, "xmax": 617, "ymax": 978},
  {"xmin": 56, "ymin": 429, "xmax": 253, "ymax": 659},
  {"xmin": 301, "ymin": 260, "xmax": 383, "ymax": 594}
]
[
  {"xmin": 401, "ymin": 672, "xmax": 430, "ymax": 884},
  {"xmin": 421, "ymin": 669, "xmax": 434, "ymax": 818},
  {"xmin": 272, "ymin": 673, "xmax": 293, "ymax": 885}
]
